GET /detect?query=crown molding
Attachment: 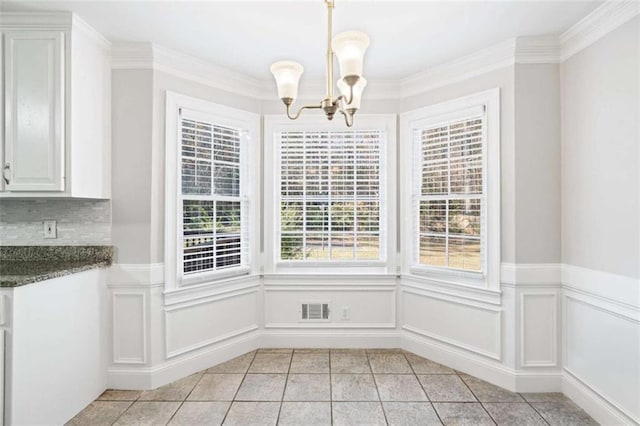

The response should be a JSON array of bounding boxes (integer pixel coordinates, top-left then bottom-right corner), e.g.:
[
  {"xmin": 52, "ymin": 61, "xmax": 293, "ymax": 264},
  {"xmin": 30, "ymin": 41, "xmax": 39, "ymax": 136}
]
[
  {"xmin": 515, "ymin": 36, "xmax": 561, "ymax": 64},
  {"xmin": 71, "ymin": 14, "xmax": 111, "ymax": 51},
  {"xmin": 111, "ymin": 0, "xmax": 638, "ymax": 103},
  {"xmin": 399, "ymin": 39, "xmax": 516, "ymax": 98},
  {"xmin": 113, "ymin": 35, "xmax": 563, "ymax": 102},
  {"xmin": 112, "ymin": 42, "xmax": 401, "ymax": 101},
  {"xmin": 153, "ymin": 45, "xmax": 268, "ymax": 100},
  {"xmin": 112, "ymin": 42, "xmax": 267, "ymax": 99},
  {"xmin": 560, "ymin": 0, "xmax": 640, "ymax": 61},
  {"xmin": 398, "ymin": 34, "xmax": 567, "ymax": 98},
  {"xmin": 111, "ymin": 42, "xmax": 154, "ymax": 70}
]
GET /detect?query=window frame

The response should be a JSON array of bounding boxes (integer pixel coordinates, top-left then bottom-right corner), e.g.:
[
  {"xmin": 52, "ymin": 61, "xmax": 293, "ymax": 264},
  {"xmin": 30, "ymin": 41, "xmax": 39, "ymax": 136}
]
[
  {"xmin": 165, "ymin": 92, "xmax": 260, "ymax": 289},
  {"xmin": 400, "ymin": 89, "xmax": 501, "ymax": 289},
  {"xmin": 263, "ymin": 114, "xmax": 397, "ymax": 275}
]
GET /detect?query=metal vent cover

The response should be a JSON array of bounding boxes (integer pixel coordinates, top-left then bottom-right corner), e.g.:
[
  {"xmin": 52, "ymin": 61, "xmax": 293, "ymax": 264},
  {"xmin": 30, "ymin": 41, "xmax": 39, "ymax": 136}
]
[{"xmin": 301, "ymin": 303, "xmax": 330, "ymax": 321}]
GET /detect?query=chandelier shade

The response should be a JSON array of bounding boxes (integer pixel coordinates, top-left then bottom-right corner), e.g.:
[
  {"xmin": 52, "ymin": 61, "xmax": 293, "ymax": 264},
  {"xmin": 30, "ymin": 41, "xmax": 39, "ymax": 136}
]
[
  {"xmin": 338, "ymin": 77, "xmax": 367, "ymax": 110},
  {"xmin": 269, "ymin": 0, "xmax": 369, "ymax": 127},
  {"xmin": 331, "ymin": 31, "xmax": 370, "ymax": 79},
  {"xmin": 270, "ymin": 61, "xmax": 304, "ymax": 100}
]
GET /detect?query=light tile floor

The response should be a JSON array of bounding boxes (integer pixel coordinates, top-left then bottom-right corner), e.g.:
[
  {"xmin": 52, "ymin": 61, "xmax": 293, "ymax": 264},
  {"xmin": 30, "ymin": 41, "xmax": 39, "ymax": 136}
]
[{"xmin": 67, "ymin": 348, "xmax": 598, "ymax": 425}]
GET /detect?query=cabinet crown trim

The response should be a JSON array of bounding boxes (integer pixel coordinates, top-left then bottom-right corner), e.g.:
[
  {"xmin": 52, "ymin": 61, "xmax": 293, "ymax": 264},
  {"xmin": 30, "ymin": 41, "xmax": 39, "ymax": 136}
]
[{"xmin": 0, "ymin": 12, "xmax": 73, "ymax": 30}]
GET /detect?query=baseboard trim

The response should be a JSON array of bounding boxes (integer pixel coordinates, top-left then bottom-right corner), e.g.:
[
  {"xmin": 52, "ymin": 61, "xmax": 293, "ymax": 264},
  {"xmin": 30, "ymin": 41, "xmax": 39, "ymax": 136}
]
[
  {"xmin": 107, "ymin": 330, "xmax": 260, "ymax": 390},
  {"xmin": 260, "ymin": 330, "xmax": 401, "ymax": 349},
  {"xmin": 512, "ymin": 371, "xmax": 563, "ymax": 393},
  {"xmin": 401, "ymin": 331, "xmax": 562, "ymax": 393},
  {"xmin": 563, "ymin": 369, "xmax": 639, "ymax": 426}
]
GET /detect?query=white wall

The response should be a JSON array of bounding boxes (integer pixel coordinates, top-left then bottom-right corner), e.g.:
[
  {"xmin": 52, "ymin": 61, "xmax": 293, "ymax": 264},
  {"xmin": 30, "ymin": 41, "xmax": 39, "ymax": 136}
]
[
  {"xmin": 561, "ymin": 17, "xmax": 639, "ymax": 278},
  {"xmin": 560, "ymin": 16, "xmax": 640, "ymax": 424}
]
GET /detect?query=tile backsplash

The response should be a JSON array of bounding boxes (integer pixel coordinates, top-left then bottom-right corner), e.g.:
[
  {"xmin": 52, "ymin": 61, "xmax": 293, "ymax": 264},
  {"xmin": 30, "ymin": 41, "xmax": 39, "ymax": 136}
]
[{"xmin": 0, "ymin": 199, "xmax": 111, "ymax": 246}]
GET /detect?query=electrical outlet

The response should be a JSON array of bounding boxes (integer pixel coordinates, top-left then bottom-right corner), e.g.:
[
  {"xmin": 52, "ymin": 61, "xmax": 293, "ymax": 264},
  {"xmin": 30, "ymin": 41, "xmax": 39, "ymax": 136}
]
[
  {"xmin": 43, "ymin": 220, "xmax": 57, "ymax": 239},
  {"xmin": 341, "ymin": 306, "xmax": 350, "ymax": 320}
]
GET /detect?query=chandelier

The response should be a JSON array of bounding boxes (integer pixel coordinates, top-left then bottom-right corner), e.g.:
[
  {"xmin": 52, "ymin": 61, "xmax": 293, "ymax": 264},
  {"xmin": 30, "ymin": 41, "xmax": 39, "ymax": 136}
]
[{"xmin": 270, "ymin": 0, "xmax": 370, "ymax": 127}]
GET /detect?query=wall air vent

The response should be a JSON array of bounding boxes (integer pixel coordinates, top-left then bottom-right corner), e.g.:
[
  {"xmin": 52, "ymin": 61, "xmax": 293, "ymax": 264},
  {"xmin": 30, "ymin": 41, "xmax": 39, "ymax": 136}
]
[{"xmin": 301, "ymin": 302, "xmax": 330, "ymax": 321}]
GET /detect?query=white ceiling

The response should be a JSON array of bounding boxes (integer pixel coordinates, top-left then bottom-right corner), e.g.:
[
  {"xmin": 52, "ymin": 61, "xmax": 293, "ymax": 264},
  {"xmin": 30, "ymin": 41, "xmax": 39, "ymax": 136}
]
[{"xmin": 2, "ymin": 0, "xmax": 601, "ymax": 80}]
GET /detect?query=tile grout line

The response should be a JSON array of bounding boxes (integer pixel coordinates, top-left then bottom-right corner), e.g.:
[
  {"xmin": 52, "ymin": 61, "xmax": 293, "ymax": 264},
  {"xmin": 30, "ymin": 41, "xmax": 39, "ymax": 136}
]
[
  {"xmin": 404, "ymin": 351, "xmax": 446, "ymax": 425},
  {"xmin": 108, "ymin": 399, "xmax": 136, "ymax": 426},
  {"xmin": 366, "ymin": 350, "xmax": 390, "ymax": 425},
  {"xmin": 329, "ymin": 349, "xmax": 334, "ymax": 426},
  {"xmin": 274, "ymin": 349, "xmax": 294, "ymax": 425},
  {"xmin": 521, "ymin": 395, "xmax": 552, "ymax": 426},
  {"xmin": 403, "ymin": 351, "xmax": 431, "ymax": 402},
  {"xmin": 456, "ymin": 374, "xmax": 498, "ymax": 426},
  {"xmin": 106, "ymin": 390, "xmax": 143, "ymax": 426},
  {"xmin": 163, "ymin": 370, "xmax": 206, "ymax": 425},
  {"xmin": 220, "ymin": 350, "xmax": 257, "ymax": 424}
]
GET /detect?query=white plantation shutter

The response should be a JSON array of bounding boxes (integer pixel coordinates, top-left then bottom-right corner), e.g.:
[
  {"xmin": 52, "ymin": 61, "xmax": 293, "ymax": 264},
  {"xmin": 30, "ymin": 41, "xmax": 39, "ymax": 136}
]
[
  {"xmin": 279, "ymin": 129, "xmax": 384, "ymax": 262},
  {"xmin": 180, "ymin": 110, "xmax": 249, "ymax": 276},
  {"xmin": 414, "ymin": 107, "xmax": 486, "ymax": 273}
]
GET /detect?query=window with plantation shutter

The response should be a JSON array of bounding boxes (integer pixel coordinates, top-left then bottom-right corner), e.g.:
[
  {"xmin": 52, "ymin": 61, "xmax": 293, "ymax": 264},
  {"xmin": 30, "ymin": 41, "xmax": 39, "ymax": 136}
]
[
  {"xmin": 278, "ymin": 129, "xmax": 385, "ymax": 262},
  {"xmin": 179, "ymin": 110, "xmax": 248, "ymax": 276},
  {"xmin": 403, "ymin": 90, "xmax": 499, "ymax": 287},
  {"xmin": 410, "ymin": 103, "xmax": 490, "ymax": 275}
]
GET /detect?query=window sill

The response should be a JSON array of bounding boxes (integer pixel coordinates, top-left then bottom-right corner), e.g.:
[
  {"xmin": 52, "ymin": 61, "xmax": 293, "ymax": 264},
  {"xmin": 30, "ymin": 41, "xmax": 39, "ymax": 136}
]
[
  {"xmin": 401, "ymin": 274, "xmax": 502, "ymax": 306},
  {"xmin": 180, "ymin": 266, "xmax": 251, "ymax": 287},
  {"xmin": 263, "ymin": 272, "xmax": 397, "ymax": 286},
  {"xmin": 404, "ymin": 267, "xmax": 502, "ymax": 299},
  {"xmin": 164, "ymin": 272, "xmax": 260, "ymax": 307},
  {"xmin": 272, "ymin": 262, "xmax": 391, "ymax": 276},
  {"xmin": 409, "ymin": 265, "xmax": 485, "ymax": 285}
]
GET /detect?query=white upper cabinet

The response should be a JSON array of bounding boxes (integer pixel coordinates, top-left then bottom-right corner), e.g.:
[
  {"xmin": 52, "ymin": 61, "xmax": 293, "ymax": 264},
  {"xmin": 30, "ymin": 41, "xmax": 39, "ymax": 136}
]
[
  {"xmin": 4, "ymin": 31, "xmax": 65, "ymax": 192},
  {"xmin": 1, "ymin": 13, "xmax": 111, "ymax": 198}
]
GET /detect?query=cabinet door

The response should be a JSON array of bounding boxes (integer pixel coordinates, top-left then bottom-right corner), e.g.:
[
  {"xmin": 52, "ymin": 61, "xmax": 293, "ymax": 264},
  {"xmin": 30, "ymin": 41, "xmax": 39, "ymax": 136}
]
[{"xmin": 3, "ymin": 31, "xmax": 65, "ymax": 191}]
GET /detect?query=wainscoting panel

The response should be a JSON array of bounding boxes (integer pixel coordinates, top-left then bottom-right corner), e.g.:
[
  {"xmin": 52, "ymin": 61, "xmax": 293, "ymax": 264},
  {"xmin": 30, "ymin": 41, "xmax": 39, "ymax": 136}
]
[
  {"xmin": 102, "ymin": 262, "xmax": 638, "ymax": 425},
  {"xmin": 263, "ymin": 285, "xmax": 396, "ymax": 329},
  {"xmin": 564, "ymin": 293, "xmax": 640, "ymax": 424},
  {"xmin": 402, "ymin": 287, "xmax": 502, "ymax": 360},
  {"xmin": 520, "ymin": 292, "xmax": 558, "ymax": 367},
  {"xmin": 112, "ymin": 292, "xmax": 147, "ymax": 364},
  {"xmin": 165, "ymin": 288, "xmax": 259, "ymax": 358}
]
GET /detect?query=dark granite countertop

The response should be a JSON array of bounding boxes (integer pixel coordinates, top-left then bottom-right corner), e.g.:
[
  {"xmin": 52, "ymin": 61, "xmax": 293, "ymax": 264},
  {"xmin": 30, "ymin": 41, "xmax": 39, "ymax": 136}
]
[{"xmin": 0, "ymin": 246, "xmax": 113, "ymax": 287}]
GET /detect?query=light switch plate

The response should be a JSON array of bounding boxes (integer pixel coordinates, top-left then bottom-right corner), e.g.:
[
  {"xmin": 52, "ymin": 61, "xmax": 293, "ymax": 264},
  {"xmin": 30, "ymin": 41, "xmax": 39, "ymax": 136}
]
[
  {"xmin": 341, "ymin": 306, "xmax": 350, "ymax": 320},
  {"xmin": 43, "ymin": 220, "xmax": 57, "ymax": 239}
]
